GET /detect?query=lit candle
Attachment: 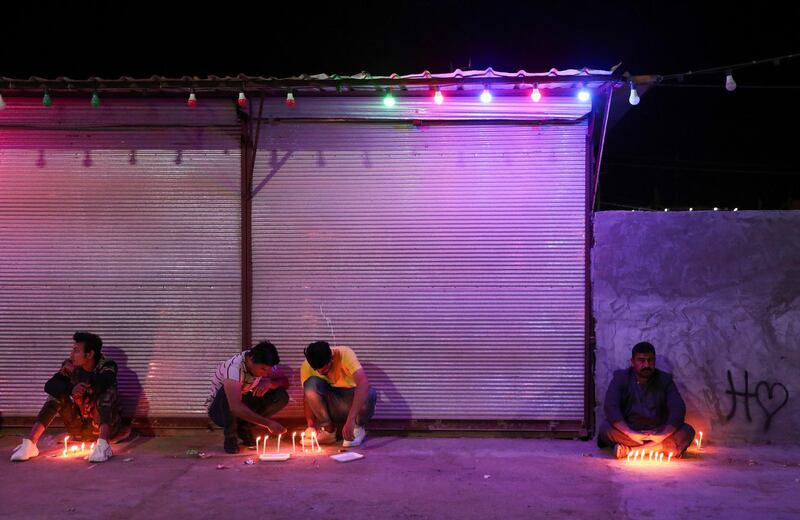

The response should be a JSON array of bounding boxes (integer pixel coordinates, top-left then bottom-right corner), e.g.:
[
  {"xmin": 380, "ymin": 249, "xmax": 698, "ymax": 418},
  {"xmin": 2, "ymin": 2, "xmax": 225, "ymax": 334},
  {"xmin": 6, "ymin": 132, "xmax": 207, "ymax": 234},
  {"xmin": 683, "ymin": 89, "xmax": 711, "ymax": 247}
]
[
  {"xmin": 668, "ymin": 452, "xmax": 673, "ymax": 463},
  {"xmin": 698, "ymin": 431, "xmax": 703, "ymax": 449},
  {"xmin": 90, "ymin": 442, "xmax": 94, "ymax": 452},
  {"xmin": 256, "ymin": 436, "xmax": 261, "ymax": 455},
  {"xmin": 649, "ymin": 451, "xmax": 654, "ymax": 462},
  {"xmin": 277, "ymin": 434, "xmax": 282, "ymax": 453},
  {"xmin": 63, "ymin": 436, "xmax": 69, "ymax": 457},
  {"xmin": 301, "ymin": 432, "xmax": 306, "ymax": 453},
  {"xmin": 264, "ymin": 435, "xmax": 269, "ymax": 454},
  {"xmin": 70, "ymin": 445, "xmax": 78, "ymax": 453},
  {"xmin": 81, "ymin": 442, "xmax": 85, "ymax": 454},
  {"xmin": 659, "ymin": 452, "xmax": 664, "ymax": 463},
  {"xmin": 292, "ymin": 431, "xmax": 297, "ymax": 453},
  {"xmin": 311, "ymin": 432, "xmax": 317, "ymax": 451},
  {"xmin": 627, "ymin": 450, "xmax": 632, "ymax": 463}
]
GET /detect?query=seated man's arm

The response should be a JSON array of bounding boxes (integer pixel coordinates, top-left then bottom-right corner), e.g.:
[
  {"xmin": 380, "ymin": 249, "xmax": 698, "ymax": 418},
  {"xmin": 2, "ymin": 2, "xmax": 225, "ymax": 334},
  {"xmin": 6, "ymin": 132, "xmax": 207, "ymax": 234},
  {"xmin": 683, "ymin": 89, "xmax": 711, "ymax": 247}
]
[
  {"xmin": 343, "ymin": 368, "xmax": 370, "ymax": 441},
  {"xmin": 223, "ymin": 379, "xmax": 286, "ymax": 435},
  {"xmin": 44, "ymin": 362, "xmax": 74, "ymax": 399},
  {"xmin": 653, "ymin": 379, "xmax": 686, "ymax": 441},
  {"xmin": 604, "ymin": 373, "xmax": 646, "ymax": 444}
]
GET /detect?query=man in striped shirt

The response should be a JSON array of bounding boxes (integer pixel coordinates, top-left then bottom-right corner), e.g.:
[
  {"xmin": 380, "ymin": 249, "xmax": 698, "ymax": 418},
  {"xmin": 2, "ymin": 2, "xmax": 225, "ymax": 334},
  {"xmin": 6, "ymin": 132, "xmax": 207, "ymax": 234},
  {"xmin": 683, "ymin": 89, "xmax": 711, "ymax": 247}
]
[{"xmin": 207, "ymin": 341, "xmax": 289, "ymax": 453}]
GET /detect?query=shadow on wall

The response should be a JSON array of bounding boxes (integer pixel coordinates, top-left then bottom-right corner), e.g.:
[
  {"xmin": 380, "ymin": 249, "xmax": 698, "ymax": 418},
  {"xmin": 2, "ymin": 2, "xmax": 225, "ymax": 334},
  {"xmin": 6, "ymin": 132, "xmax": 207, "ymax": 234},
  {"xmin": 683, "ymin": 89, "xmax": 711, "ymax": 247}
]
[
  {"xmin": 103, "ymin": 345, "xmax": 152, "ymax": 435},
  {"xmin": 361, "ymin": 362, "xmax": 411, "ymax": 421}
]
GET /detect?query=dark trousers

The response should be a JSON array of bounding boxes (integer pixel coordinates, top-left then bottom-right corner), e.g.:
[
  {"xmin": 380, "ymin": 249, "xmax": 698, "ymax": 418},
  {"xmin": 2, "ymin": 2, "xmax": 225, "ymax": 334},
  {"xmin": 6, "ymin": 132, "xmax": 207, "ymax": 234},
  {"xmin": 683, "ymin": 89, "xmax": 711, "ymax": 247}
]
[
  {"xmin": 597, "ymin": 421, "xmax": 696, "ymax": 454},
  {"xmin": 303, "ymin": 376, "xmax": 377, "ymax": 431},
  {"xmin": 36, "ymin": 387, "xmax": 122, "ymax": 441},
  {"xmin": 207, "ymin": 386, "xmax": 289, "ymax": 437}
]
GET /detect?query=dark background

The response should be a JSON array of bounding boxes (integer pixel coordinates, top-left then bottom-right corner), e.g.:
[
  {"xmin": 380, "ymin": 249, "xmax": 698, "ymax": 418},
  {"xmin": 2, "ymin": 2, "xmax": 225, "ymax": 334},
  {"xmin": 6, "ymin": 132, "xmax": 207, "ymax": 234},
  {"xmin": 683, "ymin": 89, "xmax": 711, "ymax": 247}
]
[{"xmin": 2, "ymin": 1, "xmax": 798, "ymax": 209}]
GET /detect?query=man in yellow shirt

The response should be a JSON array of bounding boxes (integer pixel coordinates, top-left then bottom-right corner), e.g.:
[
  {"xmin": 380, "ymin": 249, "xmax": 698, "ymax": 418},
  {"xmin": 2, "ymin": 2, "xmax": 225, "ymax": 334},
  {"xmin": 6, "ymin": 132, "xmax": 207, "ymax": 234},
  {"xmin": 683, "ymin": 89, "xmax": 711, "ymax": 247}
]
[{"xmin": 300, "ymin": 341, "xmax": 377, "ymax": 447}]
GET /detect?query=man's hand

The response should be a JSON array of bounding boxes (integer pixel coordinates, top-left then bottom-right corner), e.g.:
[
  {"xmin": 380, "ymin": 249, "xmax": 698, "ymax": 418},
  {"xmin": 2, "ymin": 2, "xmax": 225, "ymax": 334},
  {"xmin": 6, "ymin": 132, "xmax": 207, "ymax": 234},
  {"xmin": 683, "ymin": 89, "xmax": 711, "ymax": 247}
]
[
  {"xmin": 265, "ymin": 419, "xmax": 287, "ymax": 436},
  {"xmin": 251, "ymin": 379, "xmax": 271, "ymax": 397},
  {"xmin": 342, "ymin": 418, "xmax": 357, "ymax": 441},
  {"xmin": 71, "ymin": 382, "xmax": 89, "ymax": 401},
  {"xmin": 61, "ymin": 360, "xmax": 75, "ymax": 376}
]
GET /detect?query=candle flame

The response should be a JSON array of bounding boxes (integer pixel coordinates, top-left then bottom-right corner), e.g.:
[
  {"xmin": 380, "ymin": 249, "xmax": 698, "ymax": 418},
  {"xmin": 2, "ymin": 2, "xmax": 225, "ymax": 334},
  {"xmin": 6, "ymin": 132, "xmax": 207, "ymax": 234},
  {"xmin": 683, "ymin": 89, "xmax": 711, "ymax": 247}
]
[
  {"xmin": 90, "ymin": 443, "xmax": 94, "ymax": 452},
  {"xmin": 668, "ymin": 452, "xmax": 674, "ymax": 463},
  {"xmin": 698, "ymin": 431, "xmax": 703, "ymax": 449},
  {"xmin": 63, "ymin": 436, "xmax": 69, "ymax": 457},
  {"xmin": 277, "ymin": 434, "xmax": 282, "ymax": 453},
  {"xmin": 70, "ymin": 445, "xmax": 78, "ymax": 452},
  {"xmin": 81, "ymin": 442, "xmax": 85, "ymax": 453},
  {"xmin": 627, "ymin": 450, "xmax": 632, "ymax": 463},
  {"xmin": 301, "ymin": 432, "xmax": 306, "ymax": 452},
  {"xmin": 659, "ymin": 452, "xmax": 664, "ymax": 463},
  {"xmin": 256, "ymin": 436, "xmax": 261, "ymax": 455},
  {"xmin": 292, "ymin": 431, "xmax": 297, "ymax": 453}
]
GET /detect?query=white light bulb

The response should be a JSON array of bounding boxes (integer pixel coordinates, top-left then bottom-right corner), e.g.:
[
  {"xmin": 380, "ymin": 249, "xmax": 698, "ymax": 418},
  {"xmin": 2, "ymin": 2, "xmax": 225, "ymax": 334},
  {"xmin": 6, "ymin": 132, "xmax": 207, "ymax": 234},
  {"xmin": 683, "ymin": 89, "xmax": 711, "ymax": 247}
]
[
  {"xmin": 628, "ymin": 81, "xmax": 640, "ymax": 105},
  {"xmin": 725, "ymin": 73, "xmax": 737, "ymax": 92},
  {"xmin": 530, "ymin": 86, "xmax": 541, "ymax": 102},
  {"xmin": 577, "ymin": 86, "xmax": 591, "ymax": 102},
  {"xmin": 713, "ymin": 207, "xmax": 719, "ymax": 211},
  {"xmin": 434, "ymin": 90, "xmax": 444, "ymax": 105},
  {"xmin": 480, "ymin": 88, "xmax": 492, "ymax": 103}
]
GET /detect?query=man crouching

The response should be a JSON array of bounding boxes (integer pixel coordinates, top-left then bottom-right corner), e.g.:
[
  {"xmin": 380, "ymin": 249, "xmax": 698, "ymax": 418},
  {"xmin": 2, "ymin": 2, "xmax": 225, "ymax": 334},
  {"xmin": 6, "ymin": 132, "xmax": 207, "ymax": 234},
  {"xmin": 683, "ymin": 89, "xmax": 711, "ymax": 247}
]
[{"xmin": 10, "ymin": 332, "xmax": 124, "ymax": 463}]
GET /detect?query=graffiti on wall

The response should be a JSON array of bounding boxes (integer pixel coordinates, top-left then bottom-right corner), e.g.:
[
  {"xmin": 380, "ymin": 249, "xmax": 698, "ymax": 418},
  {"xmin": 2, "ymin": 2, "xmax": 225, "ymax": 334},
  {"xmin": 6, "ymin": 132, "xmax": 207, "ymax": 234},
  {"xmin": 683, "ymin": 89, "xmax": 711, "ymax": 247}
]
[{"xmin": 725, "ymin": 370, "xmax": 789, "ymax": 431}]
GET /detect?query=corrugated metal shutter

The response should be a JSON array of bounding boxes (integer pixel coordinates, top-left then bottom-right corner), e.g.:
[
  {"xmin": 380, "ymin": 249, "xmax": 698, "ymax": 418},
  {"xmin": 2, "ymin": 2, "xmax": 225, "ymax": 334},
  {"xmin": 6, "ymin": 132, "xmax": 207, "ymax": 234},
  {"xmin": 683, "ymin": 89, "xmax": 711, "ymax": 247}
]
[
  {"xmin": 251, "ymin": 98, "xmax": 589, "ymax": 423},
  {"xmin": 0, "ymin": 99, "xmax": 241, "ymax": 417}
]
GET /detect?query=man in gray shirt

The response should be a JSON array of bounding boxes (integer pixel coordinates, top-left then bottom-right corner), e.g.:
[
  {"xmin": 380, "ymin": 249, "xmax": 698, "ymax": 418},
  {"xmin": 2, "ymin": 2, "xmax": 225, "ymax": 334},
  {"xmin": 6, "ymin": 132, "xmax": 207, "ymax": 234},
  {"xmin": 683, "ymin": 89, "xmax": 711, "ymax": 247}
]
[{"xmin": 598, "ymin": 342, "xmax": 696, "ymax": 458}]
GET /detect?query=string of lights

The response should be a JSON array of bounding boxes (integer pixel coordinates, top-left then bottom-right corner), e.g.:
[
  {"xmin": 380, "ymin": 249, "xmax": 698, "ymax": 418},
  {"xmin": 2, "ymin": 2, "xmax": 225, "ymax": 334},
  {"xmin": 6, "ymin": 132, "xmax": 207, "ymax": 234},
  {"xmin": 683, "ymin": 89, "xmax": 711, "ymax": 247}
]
[{"xmin": 0, "ymin": 53, "xmax": 796, "ymax": 111}]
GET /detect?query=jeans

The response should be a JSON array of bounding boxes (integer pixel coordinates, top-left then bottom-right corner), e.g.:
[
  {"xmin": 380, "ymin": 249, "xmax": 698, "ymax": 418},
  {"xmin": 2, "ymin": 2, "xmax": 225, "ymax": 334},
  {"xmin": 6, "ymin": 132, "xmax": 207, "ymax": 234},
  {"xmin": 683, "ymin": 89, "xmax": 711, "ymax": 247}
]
[
  {"xmin": 207, "ymin": 386, "xmax": 289, "ymax": 437},
  {"xmin": 597, "ymin": 421, "xmax": 696, "ymax": 454},
  {"xmin": 303, "ymin": 376, "xmax": 377, "ymax": 430}
]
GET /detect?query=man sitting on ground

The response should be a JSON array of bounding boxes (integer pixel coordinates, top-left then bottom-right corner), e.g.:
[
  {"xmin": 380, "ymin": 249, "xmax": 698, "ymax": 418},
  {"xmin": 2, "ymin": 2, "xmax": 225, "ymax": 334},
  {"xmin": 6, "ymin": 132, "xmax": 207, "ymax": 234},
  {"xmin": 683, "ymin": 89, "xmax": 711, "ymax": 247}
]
[
  {"xmin": 301, "ymin": 341, "xmax": 377, "ymax": 448},
  {"xmin": 11, "ymin": 331, "xmax": 125, "ymax": 463},
  {"xmin": 598, "ymin": 341, "xmax": 696, "ymax": 458},
  {"xmin": 207, "ymin": 341, "xmax": 289, "ymax": 453}
]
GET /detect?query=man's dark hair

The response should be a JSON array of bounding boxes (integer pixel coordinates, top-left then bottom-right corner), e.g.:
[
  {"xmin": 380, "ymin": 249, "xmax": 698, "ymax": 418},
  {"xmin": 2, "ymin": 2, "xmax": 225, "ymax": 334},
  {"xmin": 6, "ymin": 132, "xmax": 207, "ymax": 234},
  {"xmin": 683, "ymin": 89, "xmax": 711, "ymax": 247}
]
[
  {"xmin": 73, "ymin": 331, "xmax": 102, "ymax": 360},
  {"xmin": 248, "ymin": 341, "xmax": 280, "ymax": 366},
  {"xmin": 631, "ymin": 341, "xmax": 656, "ymax": 357},
  {"xmin": 304, "ymin": 341, "xmax": 332, "ymax": 370}
]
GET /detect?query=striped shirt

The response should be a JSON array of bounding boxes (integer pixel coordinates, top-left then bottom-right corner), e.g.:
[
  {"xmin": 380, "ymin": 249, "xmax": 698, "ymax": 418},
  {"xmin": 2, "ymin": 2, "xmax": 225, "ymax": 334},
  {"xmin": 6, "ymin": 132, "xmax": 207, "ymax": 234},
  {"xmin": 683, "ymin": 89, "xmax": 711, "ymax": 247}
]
[{"xmin": 206, "ymin": 351, "xmax": 269, "ymax": 406}]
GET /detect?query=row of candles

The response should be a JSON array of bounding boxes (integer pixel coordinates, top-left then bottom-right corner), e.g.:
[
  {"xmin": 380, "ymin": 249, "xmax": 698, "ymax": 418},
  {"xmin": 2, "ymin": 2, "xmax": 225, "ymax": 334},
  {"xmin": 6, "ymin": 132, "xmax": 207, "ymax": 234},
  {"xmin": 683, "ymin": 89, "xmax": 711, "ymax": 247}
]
[
  {"xmin": 255, "ymin": 431, "xmax": 322, "ymax": 455},
  {"xmin": 625, "ymin": 431, "xmax": 704, "ymax": 465},
  {"xmin": 62, "ymin": 436, "xmax": 93, "ymax": 457}
]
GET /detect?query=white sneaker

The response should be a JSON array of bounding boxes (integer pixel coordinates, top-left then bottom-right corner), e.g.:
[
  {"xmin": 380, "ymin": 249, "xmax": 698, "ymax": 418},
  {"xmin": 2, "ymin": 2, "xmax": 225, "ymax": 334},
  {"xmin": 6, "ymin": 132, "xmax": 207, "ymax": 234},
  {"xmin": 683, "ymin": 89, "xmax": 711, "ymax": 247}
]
[
  {"xmin": 342, "ymin": 426, "xmax": 366, "ymax": 447},
  {"xmin": 301, "ymin": 427, "xmax": 336, "ymax": 446},
  {"xmin": 88, "ymin": 439, "xmax": 113, "ymax": 463},
  {"xmin": 10, "ymin": 438, "xmax": 39, "ymax": 462}
]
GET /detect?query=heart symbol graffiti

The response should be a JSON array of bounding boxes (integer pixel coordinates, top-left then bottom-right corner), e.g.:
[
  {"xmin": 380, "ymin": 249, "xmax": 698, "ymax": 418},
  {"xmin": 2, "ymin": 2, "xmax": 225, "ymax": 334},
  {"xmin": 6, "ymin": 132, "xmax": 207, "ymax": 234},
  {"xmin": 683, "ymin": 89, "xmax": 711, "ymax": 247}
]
[{"xmin": 755, "ymin": 382, "xmax": 789, "ymax": 432}]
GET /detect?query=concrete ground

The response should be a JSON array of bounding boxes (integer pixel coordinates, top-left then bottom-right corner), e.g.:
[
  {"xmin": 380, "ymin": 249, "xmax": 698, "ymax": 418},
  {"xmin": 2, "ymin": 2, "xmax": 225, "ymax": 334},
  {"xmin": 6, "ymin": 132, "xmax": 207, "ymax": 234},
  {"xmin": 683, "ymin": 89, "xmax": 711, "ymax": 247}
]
[{"xmin": 1, "ymin": 431, "xmax": 799, "ymax": 520}]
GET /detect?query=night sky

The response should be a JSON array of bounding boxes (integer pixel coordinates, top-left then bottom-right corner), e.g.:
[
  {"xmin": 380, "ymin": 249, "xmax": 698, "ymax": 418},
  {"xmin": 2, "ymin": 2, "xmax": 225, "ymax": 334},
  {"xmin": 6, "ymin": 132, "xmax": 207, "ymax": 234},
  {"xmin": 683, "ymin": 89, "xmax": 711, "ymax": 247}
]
[{"xmin": 2, "ymin": 2, "xmax": 798, "ymax": 209}]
